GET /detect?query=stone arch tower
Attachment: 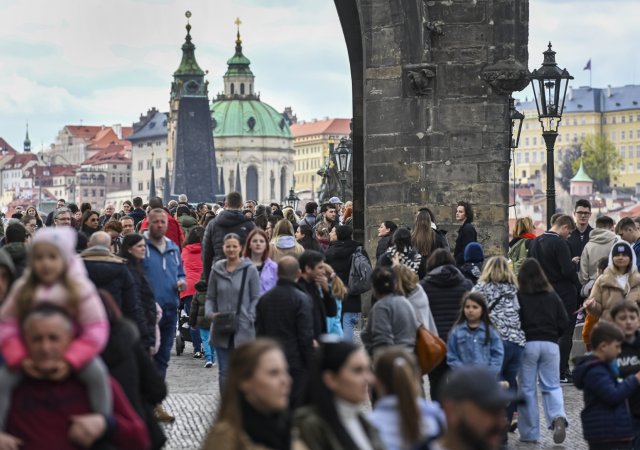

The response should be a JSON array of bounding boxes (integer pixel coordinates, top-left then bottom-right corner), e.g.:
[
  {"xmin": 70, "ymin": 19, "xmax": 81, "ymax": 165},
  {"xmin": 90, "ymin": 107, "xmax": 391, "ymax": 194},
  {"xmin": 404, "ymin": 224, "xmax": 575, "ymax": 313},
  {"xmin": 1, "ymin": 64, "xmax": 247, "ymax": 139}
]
[{"xmin": 335, "ymin": 0, "xmax": 529, "ymax": 255}]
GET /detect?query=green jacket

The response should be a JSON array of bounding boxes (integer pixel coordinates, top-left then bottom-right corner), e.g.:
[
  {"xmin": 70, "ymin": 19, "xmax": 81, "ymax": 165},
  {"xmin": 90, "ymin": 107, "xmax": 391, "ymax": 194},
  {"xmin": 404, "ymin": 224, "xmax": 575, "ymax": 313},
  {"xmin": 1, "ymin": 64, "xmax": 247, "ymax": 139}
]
[
  {"xmin": 293, "ymin": 406, "xmax": 385, "ymax": 450},
  {"xmin": 188, "ymin": 290, "xmax": 211, "ymax": 330},
  {"xmin": 178, "ymin": 215, "xmax": 198, "ymax": 241},
  {"xmin": 508, "ymin": 238, "xmax": 529, "ymax": 276}
]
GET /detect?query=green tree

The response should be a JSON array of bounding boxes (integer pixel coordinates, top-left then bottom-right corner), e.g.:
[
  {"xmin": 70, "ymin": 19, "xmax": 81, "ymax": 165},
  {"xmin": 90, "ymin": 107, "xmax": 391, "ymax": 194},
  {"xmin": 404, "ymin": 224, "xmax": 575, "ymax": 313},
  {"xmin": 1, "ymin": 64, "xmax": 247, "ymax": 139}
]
[
  {"xmin": 559, "ymin": 144, "xmax": 581, "ymax": 192},
  {"xmin": 572, "ymin": 134, "xmax": 621, "ymax": 192}
]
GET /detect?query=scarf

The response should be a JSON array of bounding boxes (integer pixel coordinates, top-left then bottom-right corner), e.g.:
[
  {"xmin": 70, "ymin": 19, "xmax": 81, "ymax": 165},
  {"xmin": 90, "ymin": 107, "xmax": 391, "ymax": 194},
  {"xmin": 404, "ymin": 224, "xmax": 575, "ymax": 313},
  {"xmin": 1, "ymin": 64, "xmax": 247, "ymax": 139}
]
[
  {"xmin": 241, "ymin": 396, "xmax": 292, "ymax": 450},
  {"xmin": 385, "ymin": 246, "xmax": 422, "ymax": 274}
]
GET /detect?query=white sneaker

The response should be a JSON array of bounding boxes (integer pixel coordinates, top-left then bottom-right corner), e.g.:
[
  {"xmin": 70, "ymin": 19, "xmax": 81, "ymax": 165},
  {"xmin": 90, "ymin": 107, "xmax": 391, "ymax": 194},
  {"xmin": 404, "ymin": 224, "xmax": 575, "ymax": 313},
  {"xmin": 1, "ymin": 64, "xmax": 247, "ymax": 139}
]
[{"xmin": 204, "ymin": 361, "xmax": 213, "ymax": 368}]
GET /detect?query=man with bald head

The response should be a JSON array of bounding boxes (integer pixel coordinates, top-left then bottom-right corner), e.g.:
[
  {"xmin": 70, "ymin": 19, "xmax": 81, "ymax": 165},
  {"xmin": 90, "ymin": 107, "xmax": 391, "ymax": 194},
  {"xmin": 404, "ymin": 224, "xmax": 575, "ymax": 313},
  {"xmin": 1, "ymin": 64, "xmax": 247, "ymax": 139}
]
[
  {"xmin": 256, "ymin": 255, "xmax": 314, "ymax": 405},
  {"xmin": 99, "ymin": 204, "xmax": 115, "ymax": 227},
  {"xmin": 80, "ymin": 231, "xmax": 151, "ymax": 350}
]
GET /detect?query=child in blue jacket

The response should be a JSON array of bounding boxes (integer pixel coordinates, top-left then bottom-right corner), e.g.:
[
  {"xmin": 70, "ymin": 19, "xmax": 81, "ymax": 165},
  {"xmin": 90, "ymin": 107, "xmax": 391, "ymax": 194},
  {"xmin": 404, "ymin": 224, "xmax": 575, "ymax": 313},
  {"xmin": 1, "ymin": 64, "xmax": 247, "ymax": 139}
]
[
  {"xmin": 446, "ymin": 292, "xmax": 504, "ymax": 377},
  {"xmin": 574, "ymin": 321, "xmax": 640, "ymax": 449}
]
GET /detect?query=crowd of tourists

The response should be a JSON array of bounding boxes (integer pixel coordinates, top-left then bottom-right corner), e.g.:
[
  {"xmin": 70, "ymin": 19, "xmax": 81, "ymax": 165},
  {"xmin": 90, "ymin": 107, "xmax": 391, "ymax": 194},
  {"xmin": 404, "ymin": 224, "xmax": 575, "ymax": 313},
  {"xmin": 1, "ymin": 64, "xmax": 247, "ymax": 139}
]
[{"xmin": 2, "ymin": 193, "xmax": 640, "ymax": 449}]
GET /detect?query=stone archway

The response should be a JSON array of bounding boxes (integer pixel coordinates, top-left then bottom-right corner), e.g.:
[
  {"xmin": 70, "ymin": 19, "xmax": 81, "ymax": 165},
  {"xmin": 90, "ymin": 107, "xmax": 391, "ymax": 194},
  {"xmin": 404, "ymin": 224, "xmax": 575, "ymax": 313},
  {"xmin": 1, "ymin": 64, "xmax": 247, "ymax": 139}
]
[{"xmin": 334, "ymin": 0, "xmax": 529, "ymax": 255}]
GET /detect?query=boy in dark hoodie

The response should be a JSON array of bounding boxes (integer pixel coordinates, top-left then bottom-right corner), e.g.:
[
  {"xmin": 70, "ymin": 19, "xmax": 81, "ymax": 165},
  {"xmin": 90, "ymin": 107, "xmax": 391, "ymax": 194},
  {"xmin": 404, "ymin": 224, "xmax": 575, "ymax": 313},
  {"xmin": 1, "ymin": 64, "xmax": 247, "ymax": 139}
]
[
  {"xmin": 459, "ymin": 242, "xmax": 484, "ymax": 284},
  {"xmin": 574, "ymin": 321, "xmax": 640, "ymax": 450},
  {"xmin": 612, "ymin": 300, "xmax": 640, "ymax": 448}
]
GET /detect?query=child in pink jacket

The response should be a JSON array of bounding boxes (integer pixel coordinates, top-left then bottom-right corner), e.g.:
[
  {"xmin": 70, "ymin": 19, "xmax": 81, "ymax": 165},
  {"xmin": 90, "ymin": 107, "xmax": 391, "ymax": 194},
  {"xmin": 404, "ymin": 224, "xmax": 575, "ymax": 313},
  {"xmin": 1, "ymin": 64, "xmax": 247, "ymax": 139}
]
[{"xmin": 0, "ymin": 227, "xmax": 111, "ymax": 431}]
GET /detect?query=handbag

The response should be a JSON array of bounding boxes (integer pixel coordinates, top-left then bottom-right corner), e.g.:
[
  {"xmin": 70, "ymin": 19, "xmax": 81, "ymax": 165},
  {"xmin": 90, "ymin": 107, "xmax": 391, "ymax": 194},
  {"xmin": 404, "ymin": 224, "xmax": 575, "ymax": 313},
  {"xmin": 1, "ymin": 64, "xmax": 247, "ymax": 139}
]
[
  {"xmin": 211, "ymin": 267, "xmax": 248, "ymax": 336},
  {"xmin": 415, "ymin": 324, "xmax": 447, "ymax": 375}
]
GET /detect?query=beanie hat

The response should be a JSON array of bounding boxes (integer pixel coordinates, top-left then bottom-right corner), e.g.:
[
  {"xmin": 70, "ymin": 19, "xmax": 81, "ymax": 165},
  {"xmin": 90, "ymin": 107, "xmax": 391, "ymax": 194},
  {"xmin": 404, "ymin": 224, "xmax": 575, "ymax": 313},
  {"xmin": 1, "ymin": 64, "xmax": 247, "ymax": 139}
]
[
  {"xmin": 31, "ymin": 227, "xmax": 88, "ymax": 279},
  {"xmin": 464, "ymin": 242, "xmax": 484, "ymax": 264},
  {"xmin": 612, "ymin": 243, "xmax": 633, "ymax": 259}
]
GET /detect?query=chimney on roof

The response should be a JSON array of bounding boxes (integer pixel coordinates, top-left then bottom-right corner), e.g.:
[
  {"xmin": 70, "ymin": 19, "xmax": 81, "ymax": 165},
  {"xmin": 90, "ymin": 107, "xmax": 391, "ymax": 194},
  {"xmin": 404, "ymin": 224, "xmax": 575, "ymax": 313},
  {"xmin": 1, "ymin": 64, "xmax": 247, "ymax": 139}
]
[
  {"xmin": 608, "ymin": 85, "xmax": 612, "ymax": 98},
  {"xmin": 113, "ymin": 124, "xmax": 122, "ymax": 139}
]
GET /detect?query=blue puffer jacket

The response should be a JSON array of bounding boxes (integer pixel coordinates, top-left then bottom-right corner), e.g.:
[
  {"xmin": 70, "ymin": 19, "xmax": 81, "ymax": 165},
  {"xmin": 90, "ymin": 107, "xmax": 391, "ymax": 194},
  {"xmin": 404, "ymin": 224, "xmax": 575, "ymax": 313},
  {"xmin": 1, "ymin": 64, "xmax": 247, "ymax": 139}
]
[
  {"xmin": 446, "ymin": 321, "xmax": 504, "ymax": 376},
  {"xmin": 573, "ymin": 354, "xmax": 639, "ymax": 443},
  {"xmin": 142, "ymin": 234, "xmax": 186, "ymax": 310}
]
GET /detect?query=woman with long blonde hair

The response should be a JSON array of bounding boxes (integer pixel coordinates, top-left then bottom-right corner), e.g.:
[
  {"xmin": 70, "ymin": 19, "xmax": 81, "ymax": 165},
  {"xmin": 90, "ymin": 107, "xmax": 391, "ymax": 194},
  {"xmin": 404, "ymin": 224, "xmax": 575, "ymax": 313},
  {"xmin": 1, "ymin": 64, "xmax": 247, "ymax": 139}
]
[
  {"xmin": 472, "ymin": 256, "xmax": 525, "ymax": 428},
  {"xmin": 393, "ymin": 264, "xmax": 438, "ymax": 334},
  {"xmin": 508, "ymin": 217, "xmax": 536, "ymax": 275},
  {"xmin": 270, "ymin": 219, "xmax": 304, "ymax": 263},
  {"xmin": 320, "ymin": 263, "xmax": 345, "ymax": 337},
  {"xmin": 411, "ymin": 210, "xmax": 447, "ymax": 268}
]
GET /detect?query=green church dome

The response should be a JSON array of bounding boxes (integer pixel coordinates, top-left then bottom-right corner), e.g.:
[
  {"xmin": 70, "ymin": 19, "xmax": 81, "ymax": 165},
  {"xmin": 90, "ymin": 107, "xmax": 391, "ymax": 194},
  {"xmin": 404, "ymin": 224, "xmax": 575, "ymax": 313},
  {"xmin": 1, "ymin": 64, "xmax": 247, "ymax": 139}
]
[{"xmin": 211, "ymin": 99, "xmax": 291, "ymax": 139}]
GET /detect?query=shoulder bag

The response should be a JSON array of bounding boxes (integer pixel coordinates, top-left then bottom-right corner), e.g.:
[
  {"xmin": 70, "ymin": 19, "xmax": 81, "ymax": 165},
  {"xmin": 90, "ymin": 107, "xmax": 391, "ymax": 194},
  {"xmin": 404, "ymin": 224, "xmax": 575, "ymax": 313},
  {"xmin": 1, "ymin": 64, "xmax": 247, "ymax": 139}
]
[
  {"xmin": 211, "ymin": 267, "xmax": 248, "ymax": 336},
  {"xmin": 415, "ymin": 324, "xmax": 447, "ymax": 375}
]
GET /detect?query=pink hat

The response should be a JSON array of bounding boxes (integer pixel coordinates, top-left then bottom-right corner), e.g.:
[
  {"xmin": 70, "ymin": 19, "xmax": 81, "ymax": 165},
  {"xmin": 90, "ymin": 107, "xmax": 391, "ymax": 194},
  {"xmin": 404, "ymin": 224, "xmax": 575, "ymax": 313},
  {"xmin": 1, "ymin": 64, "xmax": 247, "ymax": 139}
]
[{"xmin": 30, "ymin": 227, "xmax": 87, "ymax": 278}]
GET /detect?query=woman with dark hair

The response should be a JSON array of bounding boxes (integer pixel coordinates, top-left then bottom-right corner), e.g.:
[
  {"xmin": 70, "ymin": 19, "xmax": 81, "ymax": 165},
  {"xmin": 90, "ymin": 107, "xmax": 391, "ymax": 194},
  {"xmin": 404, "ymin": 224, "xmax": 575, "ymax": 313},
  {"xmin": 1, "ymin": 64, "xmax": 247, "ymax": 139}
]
[
  {"xmin": 369, "ymin": 348, "xmax": 445, "ymax": 450},
  {"xmin": 180, "ymin": 226, "xmax": 206, "ymax": 358},
  {"xmin": 361, "ymin": 266, "xmax": 418, "ymax": 356},
  {"xmin": 80, "ymin": 210, "xmax": 101, "ymax": 238},
  {"xmin": 295, "ymin": 224, "xmax": 321, "ymax": 252},
  {"xmin": 120, "ymin": 199, "xmax": 133, "ymax": 216},
  {"xmin": 203, "ymin": 339, "xmax": 293, "ymax": 450},
  {"xmin": 294, "ymin": 340, "xmax": 385, "ymax": 450},
  {"xmin": 243, "ymin": 228, "xmax": 278, "ymax": 294},
  {"xmin": 454, "ymin": 201, "xmax": 477, "ymax": 266},
  {"xmin": 517, "ymin": 258, "xmax": 569, "ymax": 444},
  {"xmin": 375, "ymin": 221, "xmax": 397, "ymax": 259},
  {"xmin": 120, "ymin": 233, "xmax": 158, "ymax": 352},
  {"xmin": 411, "ymin": 210, "xmax": 447, "ymax": 266},
  {"xmin": 377, "ymin": 228, "xmax": 425, "ymax": 279},
  {"xmin": 420, "ymin": 248, "xmax": 473, "ymax": 400},
  {"xmin": 206, "ymin": 233, "xmax": 261, "ymax": 391},
  {"xmin": 254, "ymin": 205, "xmax": 270, "ymax": 230},
  {"xmin": 98, "ymin": 290, "xmax": 167, "ymax": 449}
]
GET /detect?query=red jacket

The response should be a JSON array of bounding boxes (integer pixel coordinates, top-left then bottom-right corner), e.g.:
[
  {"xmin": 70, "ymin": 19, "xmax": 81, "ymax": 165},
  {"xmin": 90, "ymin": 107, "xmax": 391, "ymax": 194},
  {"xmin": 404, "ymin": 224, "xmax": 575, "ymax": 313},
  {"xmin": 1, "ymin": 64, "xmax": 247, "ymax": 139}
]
[
  {"xmin": 181, "ymin": 242, "xmax": 203, "ymax": 299},
  {"xmin": 139, "ymin": 210, "xmax": 184, "ymax": 248},
  {"xmin": 7, "ymin": 376, "xmax": 150, "ymax": 450}
]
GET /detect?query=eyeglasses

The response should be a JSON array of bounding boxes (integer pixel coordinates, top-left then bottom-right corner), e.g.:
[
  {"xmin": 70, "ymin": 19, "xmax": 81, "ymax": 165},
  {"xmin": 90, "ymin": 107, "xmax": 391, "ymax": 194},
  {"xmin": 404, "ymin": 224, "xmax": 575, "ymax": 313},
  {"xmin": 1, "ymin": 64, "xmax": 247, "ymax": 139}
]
[{"xmin": 575, "ymin": 211, "xmax": 591, "ymax": 216}]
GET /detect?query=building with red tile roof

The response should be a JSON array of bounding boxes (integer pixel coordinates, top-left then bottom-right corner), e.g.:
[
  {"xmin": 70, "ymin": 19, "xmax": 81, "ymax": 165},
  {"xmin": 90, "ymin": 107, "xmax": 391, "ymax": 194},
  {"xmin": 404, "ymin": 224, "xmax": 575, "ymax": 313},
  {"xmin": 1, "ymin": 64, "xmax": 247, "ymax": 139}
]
[{"xmin": 76, "ymin": 144, "xmax": 131, "ymax": 208}]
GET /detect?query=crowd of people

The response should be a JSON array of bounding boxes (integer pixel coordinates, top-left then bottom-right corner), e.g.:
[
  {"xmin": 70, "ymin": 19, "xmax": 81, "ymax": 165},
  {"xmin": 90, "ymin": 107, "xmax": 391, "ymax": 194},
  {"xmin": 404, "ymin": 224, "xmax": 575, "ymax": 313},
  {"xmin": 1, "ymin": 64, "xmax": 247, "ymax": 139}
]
[{"xmin": 2, "ymin": 192, "xmax": 640, "ymax": 449}]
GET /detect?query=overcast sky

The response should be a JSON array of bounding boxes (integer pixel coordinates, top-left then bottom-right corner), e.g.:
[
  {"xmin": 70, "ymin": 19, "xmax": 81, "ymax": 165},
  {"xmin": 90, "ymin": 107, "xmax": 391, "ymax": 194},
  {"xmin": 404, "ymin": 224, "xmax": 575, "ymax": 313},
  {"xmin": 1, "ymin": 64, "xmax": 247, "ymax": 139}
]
[{"xmin": 0, "ymin": 0, "xmax": 638, "ymax": 151}]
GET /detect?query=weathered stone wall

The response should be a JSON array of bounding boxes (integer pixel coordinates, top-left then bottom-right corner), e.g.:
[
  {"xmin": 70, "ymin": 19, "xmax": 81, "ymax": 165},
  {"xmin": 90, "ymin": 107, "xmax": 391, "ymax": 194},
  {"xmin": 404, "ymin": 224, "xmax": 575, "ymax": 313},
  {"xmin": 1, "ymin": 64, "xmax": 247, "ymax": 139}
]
[{"xmin": 336, "ymin": 0, "xmax": 529, "ymax": 256}]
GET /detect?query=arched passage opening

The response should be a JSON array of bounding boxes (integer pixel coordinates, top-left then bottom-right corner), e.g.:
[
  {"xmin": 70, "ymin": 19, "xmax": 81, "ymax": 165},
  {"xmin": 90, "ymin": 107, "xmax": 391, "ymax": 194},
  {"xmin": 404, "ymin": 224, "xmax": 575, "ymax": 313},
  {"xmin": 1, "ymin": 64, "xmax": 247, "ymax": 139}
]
[{"xmin": 246, "ymin": 165, "xmax": 258, "ymax": 202}]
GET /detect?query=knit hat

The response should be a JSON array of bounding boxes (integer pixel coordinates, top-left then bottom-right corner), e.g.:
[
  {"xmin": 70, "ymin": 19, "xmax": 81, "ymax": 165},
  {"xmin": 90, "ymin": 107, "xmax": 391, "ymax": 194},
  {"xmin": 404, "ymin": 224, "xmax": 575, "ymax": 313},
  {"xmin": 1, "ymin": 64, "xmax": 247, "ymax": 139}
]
[
  {"xmin": 464, "ymin": 242, "xmax": 484, "ymax": 264},
  {"xmin": 31, "ymin": 227, "xmax": 88, "ymax": 279},
  {"xmin": 612, "ymin": 243, "xmax": 633, "ymax": 259}
]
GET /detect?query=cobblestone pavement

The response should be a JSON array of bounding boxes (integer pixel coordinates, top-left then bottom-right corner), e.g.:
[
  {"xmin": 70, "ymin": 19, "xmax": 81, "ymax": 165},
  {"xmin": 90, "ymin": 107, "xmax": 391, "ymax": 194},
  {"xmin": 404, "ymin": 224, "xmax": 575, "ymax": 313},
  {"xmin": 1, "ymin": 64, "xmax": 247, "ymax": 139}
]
[{"xmin": 161, "ymin": 341, "xmax": 588, "ymax": 450}]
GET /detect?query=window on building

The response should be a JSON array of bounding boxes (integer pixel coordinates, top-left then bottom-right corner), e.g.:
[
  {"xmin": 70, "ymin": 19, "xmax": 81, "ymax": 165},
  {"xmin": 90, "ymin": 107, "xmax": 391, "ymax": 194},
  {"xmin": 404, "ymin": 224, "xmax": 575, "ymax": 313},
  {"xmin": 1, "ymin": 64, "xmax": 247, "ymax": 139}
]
[
  {"xmin": 541, "ymin": 151, "xmax": 545, "ymax": 161},
  {"xmin": 524, "ymin": 152, "xmax": 530, "ymax": 163},
  {"xmin": 613, "ymin": 117, "xmax": 617, "ymax": 124},
  {"xmin": 621, "ymin": 147, "xmax": 626, "ymax": 158},
  {"xmin": 533, "ymin": 137, "xmax": 537, "ymax": 146},
  {"xmin": 574, "ymin": 133, "xmax": 578, "ymax": 141},
  {"xmin": 558, "ymin": 134, "xmax": 562, "ymax": 142},
  {"xmin": 138, "ymin": 161, "xmax": 143, "ymax": 170},
  {"xmin": 581, "ymin": 132, "xmax": 586, "ymax": 139},
  {"xmin": 83, "ymin": 189, "xmax": 88, "ymax": 197},
  {"xmin": 100, "ymin": 189, "xmax": 104, "ymax": 197},
  {"xmin": 111, "ymin": 176, "xmax": 115, "ymax": 184},
  {"xmin": 240, "ymin": 83, "xmax": 245, "ymax": 95},
  {"xmin": 637, "ymin": 130, "xmax": 640, "ymax": 139},
  {"xmin": 532, "ymin": 152, "xmax": 537, "ymax": 163},
  {"xmin": 147, "ymin": 160, "xmax": 152, "ymax": 169},
  {"xmin": 127, "ymin": 176, "xmax": 130, "ymax": 184},
  {"xmin": 146, "ymin": 181, "xmax": 150, "ymax": 189},
  {"xmin": 138, "ymin": 182, "xmax": 143, "ymax": 191},
  {"xmin": 68, "ymin": 136, "xmax": 73, "ymax": 145},
  {"xmin": 146, "ymin": 142, "xmax": 152, "ymax": 147},
  {"xmin": 622, "ymin": 116, "xmax": 626, "ymax": 123},
  {"xmin": 631, "ymin": 115, "xmax": 634, "ymax": 122},
  {"xmin": 137, "ymin": 144, "xmax": 143, "ymax": 148},
  {"xmin": 637, "ymin": 163, "xmax": 640, "ymax": 171},
  {"xmin": 581, "ymin": 118, "xmax": 586, "ymax": 125},
  {"xmin": 525, "ymin": 137, "xmax": 529, "ymax": 146},
  {"xmin": 92, "ymin": 189, "xmax": 96, "ymax": 197},
  {"xmin": 637, "ymin": 145, "xmax": 640, "ymax": 158},
  {"xmin": 231, "ymin": 83, "xmax": 235, "ymax": 95},
  {"xmin": 516, "ymin": 152, "xmax": 522, "ymax": 164},
  {"xmin": 622, "ymin": 131, "xmax": 626, "ymax": 140},
  {"xmin": 573, "ymin": 118, "xmax": 577, "ymax": 125},
  {"xmin": 112, "ymin": 165, "xmax": 116, "ymax": 169},
  {"xmin": 629, "ymin": 164, "xmax": 634, "ymax": 173},
  {"xmin": 119, "ymin": 176, "xmax": 123, "ymax": 184}
]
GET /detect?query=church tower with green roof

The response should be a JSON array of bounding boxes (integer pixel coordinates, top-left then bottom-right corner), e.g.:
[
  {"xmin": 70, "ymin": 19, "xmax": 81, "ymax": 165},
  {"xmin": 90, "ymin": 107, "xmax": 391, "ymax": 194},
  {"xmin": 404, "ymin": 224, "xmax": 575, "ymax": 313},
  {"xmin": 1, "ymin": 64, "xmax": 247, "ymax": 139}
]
[
  {"xmin": 210, "ymin": 18, "xmax": 294, "ymax": 204},
  {"xmin": 168, "ymin": 11, "xmax": 218, "ymax": 202}
]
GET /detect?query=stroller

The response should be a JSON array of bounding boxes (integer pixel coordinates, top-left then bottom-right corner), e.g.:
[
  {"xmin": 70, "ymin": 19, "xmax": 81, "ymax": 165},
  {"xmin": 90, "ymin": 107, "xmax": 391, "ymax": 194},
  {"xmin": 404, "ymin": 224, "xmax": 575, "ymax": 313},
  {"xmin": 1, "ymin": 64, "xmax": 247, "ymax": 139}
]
[{"xmin": 175, "ymin": 301, "xmax": 192, "ymax": 356}]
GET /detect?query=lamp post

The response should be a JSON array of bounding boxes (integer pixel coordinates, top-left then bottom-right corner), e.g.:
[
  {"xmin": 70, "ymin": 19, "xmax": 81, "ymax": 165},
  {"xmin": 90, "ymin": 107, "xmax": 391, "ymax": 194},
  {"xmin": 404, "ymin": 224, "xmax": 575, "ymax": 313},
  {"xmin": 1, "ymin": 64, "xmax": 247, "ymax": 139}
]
[
  {"xmin": 509, "ymin": 97, "xmax": 524, "ymax": 149},
  {"xmin": 334, "ymin": 137, "xmax": 352, "ymax": 201},
  {"xmin": 530, "ymin": 42, "xmax": 573, "ymax": 228},
  {"xmin": 285, "ymin": 187, "xmax": 300, "ymax": 210}
]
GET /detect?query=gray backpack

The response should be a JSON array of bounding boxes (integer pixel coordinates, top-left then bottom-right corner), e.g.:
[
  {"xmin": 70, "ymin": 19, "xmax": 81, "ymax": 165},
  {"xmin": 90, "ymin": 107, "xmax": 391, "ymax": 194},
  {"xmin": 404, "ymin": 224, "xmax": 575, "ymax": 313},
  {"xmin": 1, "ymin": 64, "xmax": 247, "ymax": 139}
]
[{"xmin": 348, "ymin": 246, "xmax": 372, "ymax": 295}]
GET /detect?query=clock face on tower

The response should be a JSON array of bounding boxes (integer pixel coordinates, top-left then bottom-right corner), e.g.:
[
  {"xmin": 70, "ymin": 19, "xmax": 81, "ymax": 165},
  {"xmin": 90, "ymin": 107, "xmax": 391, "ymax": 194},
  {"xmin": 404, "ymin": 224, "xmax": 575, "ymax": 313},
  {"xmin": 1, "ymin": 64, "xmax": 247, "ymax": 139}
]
[{"xmin": 186, "ymin": 80, "xmax": 199, "ymax": 93}]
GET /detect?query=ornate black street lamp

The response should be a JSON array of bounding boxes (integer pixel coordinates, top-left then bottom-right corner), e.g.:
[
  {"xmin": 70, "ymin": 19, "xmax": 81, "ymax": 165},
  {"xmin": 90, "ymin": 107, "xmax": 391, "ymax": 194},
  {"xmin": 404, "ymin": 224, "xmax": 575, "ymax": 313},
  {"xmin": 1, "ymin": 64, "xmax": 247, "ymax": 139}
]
[
  {"xmin": 530, "ymin": 42, "xmax": 573, "ymax": 227},
  {"xmin": 509, "ymin": 98, "xmax": 524, "ymax": 149},
  {"xmin": 285, "ymin": 187, "xmax": 300, "ymax": 210},
  {"xmin": 334, "ymin": 137, "xmax": 352, "ymax": 201}
]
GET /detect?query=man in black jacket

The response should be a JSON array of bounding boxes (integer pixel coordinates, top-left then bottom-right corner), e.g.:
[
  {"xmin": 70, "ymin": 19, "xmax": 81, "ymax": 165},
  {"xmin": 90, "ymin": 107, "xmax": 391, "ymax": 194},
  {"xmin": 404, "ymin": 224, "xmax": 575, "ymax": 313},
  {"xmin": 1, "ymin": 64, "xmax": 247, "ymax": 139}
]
[
  {"xmin": 297, "ymin": 250, "xmax": 338, "ymax": 340},
  {"xmin": 256, "ymin": 256, "xmax": 314, "ymax": 406},
  {"xmin": 567, "ymin": 199, "xmax": 593, "ymax": 269},
  {"xmin": 202, "ymin": 191, "xmax": 255, "ymax": 278},
  {"xmin": 80, "ymin": 232, "xmax": 152, "ymax": 349},
  {"xmin": 127, "ymin": 196, "xmax": 146, "ymax": 226},
  {"xmin": 529, "ymin": 214, "xmax": 579, "ymax": 382},
  {"xmin": 325, "ymin": 225, "xmax": 367, "ymax": 341}
]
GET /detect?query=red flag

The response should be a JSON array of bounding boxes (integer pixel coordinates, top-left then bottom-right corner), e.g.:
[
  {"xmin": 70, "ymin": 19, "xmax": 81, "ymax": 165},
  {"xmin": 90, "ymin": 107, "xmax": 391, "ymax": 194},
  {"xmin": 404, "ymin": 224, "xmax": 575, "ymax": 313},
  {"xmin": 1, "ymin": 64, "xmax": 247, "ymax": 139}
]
[{"xmin": 583, "ymin": 59, "xmax": 591, "ymax": 71}]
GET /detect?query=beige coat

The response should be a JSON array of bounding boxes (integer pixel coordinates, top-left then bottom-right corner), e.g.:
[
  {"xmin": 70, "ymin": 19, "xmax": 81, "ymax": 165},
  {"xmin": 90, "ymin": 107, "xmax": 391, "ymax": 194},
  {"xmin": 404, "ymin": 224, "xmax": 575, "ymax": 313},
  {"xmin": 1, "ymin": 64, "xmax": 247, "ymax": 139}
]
[
  {"xmin": 588, "ymin": 267, "xmax": 640, "ymax": 321},
  {"xmin": 578, "ymin": 228, "xmax": 618, "ymax": 285},
  {"xmin": 270, "ymin": 238, "xmax": 305, "ymax": 263}
]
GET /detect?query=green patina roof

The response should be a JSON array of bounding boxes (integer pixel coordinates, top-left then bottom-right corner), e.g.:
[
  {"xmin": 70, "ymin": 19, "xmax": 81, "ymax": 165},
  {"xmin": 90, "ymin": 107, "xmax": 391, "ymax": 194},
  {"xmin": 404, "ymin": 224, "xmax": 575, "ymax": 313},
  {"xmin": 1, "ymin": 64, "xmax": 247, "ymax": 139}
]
[
  {"xmin": 174, "ymin": 24, "xmax": 205, "ymax": 77},
  {"xmin": 224, "ymin": 39, "xmax": 253, "ymax": 77},
  {"xmin": 211, "ymin": 99, "xmax": 291, "ymax": 139},
  {"xmin": 571, "ymin": 160, "xmax": 593, "ymax": 183}
]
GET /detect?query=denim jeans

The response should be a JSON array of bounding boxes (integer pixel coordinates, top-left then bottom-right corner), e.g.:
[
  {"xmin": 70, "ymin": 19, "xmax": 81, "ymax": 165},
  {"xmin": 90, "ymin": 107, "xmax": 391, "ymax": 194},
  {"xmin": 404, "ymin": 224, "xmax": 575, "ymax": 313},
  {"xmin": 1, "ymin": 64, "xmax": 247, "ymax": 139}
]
[
  {"xmin": 517, "ymin": 341, "xmax": 566, "ymax": 441},
  {"xmin": 501, "ymin": 340, "xmax": 524, "ymax": 421},
  {"xmin": 154, "ymin": 306, "xmax": 178, "ymax": 380},
  {"xmin": 342, "ymin": 312, "xmax": 360, "ymax": 342},
  {"xmin": 199, "ymin": 328, "xmax": 216, "ymax": 363},
  {"xmin": 183, "ymin": 296, "xmax": 202, "ymax": 353},
  {"xmin": 213, "ymin": 345, "xmax": 232, "ymax": 392}
]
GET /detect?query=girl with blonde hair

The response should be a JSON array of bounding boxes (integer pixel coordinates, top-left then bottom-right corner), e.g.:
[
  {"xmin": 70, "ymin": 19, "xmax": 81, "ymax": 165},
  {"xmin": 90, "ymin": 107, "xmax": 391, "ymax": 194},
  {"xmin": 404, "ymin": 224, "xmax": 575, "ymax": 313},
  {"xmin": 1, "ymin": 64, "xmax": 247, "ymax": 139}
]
[
  {"xmin": 508, "ymin": 217, "xmax": 536, "ymax": 275},
  {"xmin": 393, "ymin": 264, "xmax": 438, "ymax": 334},
  {"xmin": 270, "ymin": 219, "xmax": 304, "ymax": 262},
  {"xmin": 472, "ymin": 256, "xmax": 525, "ymax": 428},
  {"xmin": 321, "ymin": 263, "xmax": 345, "ymax": 337}
]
